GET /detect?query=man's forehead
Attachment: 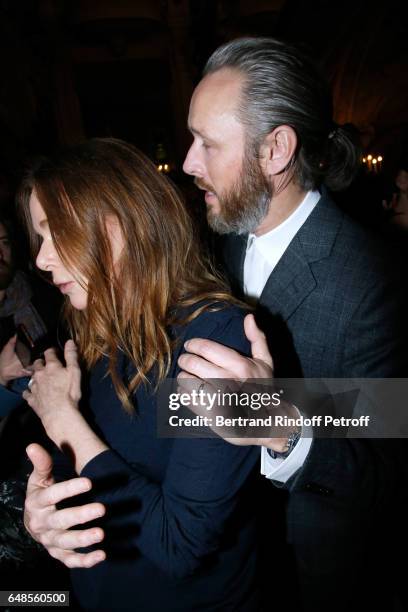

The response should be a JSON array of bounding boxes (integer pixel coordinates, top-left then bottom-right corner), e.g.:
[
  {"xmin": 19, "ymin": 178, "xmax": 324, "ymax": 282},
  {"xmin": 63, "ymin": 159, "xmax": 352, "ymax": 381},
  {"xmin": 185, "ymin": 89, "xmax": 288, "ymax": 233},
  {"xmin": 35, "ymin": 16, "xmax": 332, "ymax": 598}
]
[
  {"xmin": 191, "ymin": 70, "xmax": 243, "ymax": 112},
  {"xmin": 188, "ymin": 69, "xmax": 245, "ymax": 135}
]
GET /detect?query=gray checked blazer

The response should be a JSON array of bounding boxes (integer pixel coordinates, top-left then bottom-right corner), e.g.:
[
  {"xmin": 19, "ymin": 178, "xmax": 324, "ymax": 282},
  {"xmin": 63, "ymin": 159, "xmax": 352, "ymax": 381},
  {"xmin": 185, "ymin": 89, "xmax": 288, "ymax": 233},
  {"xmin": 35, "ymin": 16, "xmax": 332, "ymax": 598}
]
[
  {"xmin": 217, "ymin": 189, "xmax": 407, "ymax": 610},
  {"xmin": 220, "ymin": 189, "xmax": 406, "ymax": 379}
]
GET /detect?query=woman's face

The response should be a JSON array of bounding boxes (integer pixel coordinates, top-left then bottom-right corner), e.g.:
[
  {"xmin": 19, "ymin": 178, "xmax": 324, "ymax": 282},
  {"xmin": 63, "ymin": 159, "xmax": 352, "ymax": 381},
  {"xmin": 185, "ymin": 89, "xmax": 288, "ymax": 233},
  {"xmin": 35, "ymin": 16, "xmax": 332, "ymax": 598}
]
[{"xmin": 29, "ymin": 191, "xmax": 89, "ymax": 310}]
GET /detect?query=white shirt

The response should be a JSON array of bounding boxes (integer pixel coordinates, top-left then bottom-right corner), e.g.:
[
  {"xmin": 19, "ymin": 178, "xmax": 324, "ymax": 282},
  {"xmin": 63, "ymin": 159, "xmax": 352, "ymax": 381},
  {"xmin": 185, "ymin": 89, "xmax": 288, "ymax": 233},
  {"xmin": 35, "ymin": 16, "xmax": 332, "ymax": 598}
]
[{"xmin": 243, "ymin": 190, "xmax": 320, "ymax": 482}]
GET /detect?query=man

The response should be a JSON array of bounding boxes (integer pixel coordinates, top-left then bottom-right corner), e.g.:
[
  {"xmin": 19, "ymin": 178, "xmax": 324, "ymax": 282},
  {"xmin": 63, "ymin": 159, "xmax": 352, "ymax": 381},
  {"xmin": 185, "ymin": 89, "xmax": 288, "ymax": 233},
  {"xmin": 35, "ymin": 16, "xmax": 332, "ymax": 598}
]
[
  {"xmin": 1, "ymin": 216, "xmax": 41, "ymax": 412},
  {"xmin": 0, "ymin": 215, "xmax": 59, "ymax": 411},
  {"xmin": 0, "ymin": 215, "xmax": 64, "ymax": 585},
  {"xmin": 178, "ymin": 38, "xmax": 406, "ymax": 609},
  {"xmin": 1, "ymin": 216, "xmax": 49, "ymax": 354},
  {"xmin": 21, "ymin": 38, "xmax": 405, "ymax": 610}
]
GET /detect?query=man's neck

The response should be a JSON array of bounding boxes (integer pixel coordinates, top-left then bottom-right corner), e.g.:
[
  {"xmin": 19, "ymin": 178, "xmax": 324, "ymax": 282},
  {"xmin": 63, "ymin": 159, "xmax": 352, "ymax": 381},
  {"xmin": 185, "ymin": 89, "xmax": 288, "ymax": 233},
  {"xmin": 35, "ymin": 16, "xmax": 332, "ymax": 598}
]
[{"xmin": 254, "ymin": 183, "xmax": 308, "ymax": 236}]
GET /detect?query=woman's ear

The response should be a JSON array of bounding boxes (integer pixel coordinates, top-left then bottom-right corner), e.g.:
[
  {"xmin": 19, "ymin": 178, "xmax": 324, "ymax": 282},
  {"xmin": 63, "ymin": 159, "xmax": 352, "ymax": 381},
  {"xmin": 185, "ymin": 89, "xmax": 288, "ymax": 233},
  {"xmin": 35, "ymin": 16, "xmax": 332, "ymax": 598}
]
[
  {"xmin": 258, "ymin": 125, "xmax": 298, "ymax": 177},
  {"xmin": 105, "ymin": 215, "xmax": 124, "ymax": 266}
]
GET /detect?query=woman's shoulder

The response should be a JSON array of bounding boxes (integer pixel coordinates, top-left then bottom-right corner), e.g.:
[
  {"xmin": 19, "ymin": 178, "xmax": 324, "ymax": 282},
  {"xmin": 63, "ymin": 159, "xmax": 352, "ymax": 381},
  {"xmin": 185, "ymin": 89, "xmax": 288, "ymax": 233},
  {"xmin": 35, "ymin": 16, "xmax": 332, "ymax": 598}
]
[{"xmin": 171, "ymin": 301, "xmax": 251, "ymax": 360}]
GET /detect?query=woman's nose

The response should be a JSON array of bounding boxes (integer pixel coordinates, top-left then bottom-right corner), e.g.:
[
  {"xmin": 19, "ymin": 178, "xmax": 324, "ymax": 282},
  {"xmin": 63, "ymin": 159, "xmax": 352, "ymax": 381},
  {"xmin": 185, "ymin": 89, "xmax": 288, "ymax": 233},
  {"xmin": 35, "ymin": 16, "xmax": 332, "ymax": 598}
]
[{"xmin": 36, "ymin": 241, "xmax": 54, "ymax": 272}]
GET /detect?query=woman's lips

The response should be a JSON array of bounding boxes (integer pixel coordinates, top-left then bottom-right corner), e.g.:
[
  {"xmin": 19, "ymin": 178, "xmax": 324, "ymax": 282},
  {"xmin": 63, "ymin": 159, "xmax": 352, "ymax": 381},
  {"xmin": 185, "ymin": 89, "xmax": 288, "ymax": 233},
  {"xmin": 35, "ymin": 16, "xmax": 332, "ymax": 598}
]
[{"xmin": 57, "ymin": 281, "xmax": 74, "ymax": 294}]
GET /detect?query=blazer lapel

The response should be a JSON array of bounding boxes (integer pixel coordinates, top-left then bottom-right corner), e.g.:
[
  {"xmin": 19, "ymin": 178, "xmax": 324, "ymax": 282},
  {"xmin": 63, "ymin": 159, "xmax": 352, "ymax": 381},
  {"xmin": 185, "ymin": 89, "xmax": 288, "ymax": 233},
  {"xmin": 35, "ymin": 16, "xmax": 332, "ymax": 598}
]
[
  {"xmin": 259, "ymin": 191, "xmax": 343, "ymax": 321},
  {"xmin": 259, "ymin": 237, "xmax": 317, "ymax": 320}
]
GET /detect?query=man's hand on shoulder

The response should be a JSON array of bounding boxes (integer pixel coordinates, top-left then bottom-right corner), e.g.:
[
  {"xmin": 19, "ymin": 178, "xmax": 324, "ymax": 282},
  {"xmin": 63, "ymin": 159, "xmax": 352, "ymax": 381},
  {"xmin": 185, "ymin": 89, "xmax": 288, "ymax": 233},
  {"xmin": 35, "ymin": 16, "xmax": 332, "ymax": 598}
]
[
  {"xmin": 178, "ymin": 314, "xmax": 273, "ymax": 380},
  {"xmin": 177, "ymin": 314, "xmax": 295, "ymax": 451}
]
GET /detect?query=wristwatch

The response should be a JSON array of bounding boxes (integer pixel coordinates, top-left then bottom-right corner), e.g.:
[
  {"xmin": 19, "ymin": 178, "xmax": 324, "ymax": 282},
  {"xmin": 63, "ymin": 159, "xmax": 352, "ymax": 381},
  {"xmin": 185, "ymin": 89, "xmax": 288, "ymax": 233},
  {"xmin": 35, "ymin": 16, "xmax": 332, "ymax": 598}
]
[{"xmin": 267, "ymin": 429, "xmax": 301, "ymax": 459}]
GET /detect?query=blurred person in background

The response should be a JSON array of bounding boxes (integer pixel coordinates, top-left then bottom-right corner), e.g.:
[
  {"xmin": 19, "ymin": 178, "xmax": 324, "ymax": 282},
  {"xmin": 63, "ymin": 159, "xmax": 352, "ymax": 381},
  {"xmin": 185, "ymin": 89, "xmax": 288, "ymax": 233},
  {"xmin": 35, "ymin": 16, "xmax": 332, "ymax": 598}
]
[
  {"xmin": 0, "ymin": 213, "xmax": 64, "ymax": 590},
  {"xmin": 383, "ymin": 155, "xmax": 408, "ymax": 232}
]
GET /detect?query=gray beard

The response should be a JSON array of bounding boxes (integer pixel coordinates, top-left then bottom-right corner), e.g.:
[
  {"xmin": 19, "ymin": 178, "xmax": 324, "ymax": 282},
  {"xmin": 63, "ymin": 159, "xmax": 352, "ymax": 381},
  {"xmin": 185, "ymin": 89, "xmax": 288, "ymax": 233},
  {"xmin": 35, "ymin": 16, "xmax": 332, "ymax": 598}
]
[
  {"xmin": 206, "ymin": 149, "xmax": 273, "ymax": 235},
  {"xmin": 207, "ymin": 191, "xmax": 270, "ymax": 235}
]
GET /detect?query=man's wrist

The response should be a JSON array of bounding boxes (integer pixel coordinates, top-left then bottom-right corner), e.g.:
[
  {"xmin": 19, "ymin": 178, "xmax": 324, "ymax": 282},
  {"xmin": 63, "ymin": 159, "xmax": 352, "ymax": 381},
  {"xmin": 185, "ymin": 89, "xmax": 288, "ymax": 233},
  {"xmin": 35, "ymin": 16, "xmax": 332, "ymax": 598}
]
[
  {"xmin": 261, "ymin": 436, "xmax": 294, "ymax": 453},
  {"xmin": 267, "ymin": 429, "xmax": 301, "ymax": 459},
  {"xmin": 260, "ymin": 400, "xmax": 302, "ymax": 454}
]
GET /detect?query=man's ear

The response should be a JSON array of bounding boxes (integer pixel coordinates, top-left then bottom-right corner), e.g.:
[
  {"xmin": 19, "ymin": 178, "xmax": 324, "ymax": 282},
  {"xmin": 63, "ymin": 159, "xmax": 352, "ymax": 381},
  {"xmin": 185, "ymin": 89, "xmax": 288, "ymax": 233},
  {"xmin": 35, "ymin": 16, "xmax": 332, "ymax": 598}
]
[{"xmin": 258, "ymin": 125, "xmax": 297, "ymax": 177}]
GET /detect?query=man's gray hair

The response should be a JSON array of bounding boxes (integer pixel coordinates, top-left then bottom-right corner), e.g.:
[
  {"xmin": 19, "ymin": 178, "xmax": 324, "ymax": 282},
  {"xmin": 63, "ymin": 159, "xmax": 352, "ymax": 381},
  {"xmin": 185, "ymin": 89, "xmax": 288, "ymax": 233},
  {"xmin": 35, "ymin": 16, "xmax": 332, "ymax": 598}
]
[{"xmin": 204, "ymin": 37, "xmax": 359, "ymax": 191}]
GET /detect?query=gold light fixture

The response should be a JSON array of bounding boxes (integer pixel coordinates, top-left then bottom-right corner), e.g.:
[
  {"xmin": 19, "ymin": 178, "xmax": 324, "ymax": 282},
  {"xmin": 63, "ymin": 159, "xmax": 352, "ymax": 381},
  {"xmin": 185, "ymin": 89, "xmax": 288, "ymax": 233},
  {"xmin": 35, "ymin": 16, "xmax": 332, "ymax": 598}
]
[
  {"xmin": 155, "ymin": 142, "xmax": 171, "ymax": 174},
  {"xmin": 362, "ymin": 153, "xmax": 383, "ymax": 172}
]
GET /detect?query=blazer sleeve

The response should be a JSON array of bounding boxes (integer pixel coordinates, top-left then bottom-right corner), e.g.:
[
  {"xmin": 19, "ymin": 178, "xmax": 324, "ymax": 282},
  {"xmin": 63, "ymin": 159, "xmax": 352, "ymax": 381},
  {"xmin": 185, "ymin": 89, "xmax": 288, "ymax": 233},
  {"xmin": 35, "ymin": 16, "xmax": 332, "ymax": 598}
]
[
  {"xmin": 282, "ymin": 269, "xmax": 407, "ymax": 508},
  {"xmin": 341, "ymin": 270, "xmax": 407, "ymax": 377}
]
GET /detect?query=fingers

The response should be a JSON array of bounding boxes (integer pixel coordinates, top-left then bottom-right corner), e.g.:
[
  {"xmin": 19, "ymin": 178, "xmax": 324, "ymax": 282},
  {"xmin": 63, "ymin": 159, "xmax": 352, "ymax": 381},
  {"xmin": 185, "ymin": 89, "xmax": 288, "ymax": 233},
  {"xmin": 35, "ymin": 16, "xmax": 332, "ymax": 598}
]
[
  {"xmin": 23, "ymin": 360, "xmax": 45, "ymax": 396},
  {"xmin": 47, "ymin": 503, "xmax": 106, "ymax": 531},
  {"xmin": 180, "ymin": 339, "xmax": 248, "ymax": 378},
  {"xmin": 48, "ymin": 547, "xmax": 106, "ymax": 569},
  {"xmin": 43, "ymin": 347, "xmax": 61, "ymax": 365},
  {"xmin": 26, "ymin": 444, "xmax": 54, "ymax": 492},
  {"xmin": 244, "ymin": 314, "xmax": 273, "ymax": 368},
  {"xmin": 23, "ymin": 389, "xmax": 35, "ymax": 405},
  {"xmin": 178, "ymin": 352, "xmax": 234, "ymax": 379},
  {"xmin": 177, "ymin": 371, "xmax": 201, "ymax": 384},
  {"xmin": 0, "ymin": 336, "xmax": 31, "ymax": 377},
  {"xmin": 4, "ymin": 334, "xmax": 17, "ymax": 351},
  {"xmin": 32, "ymin": 358, "xmax": 45, "ymax": 372},
  {"xmin": 177, "ymin": 373, "xmax": 219, "ymax": 403},
  {"xmin": 41, "ymin": 526, "xmax": 104, "ymax": 550},
  {"xmin": 1, "ymin": 334, "xmax": 18, "ymax": 359},
  {"xmin": 35, "ymin": 477, "xmax": 93, "ymax": 508},
  {"xmin": 64, "ymin": 340, "xmax": 79, "ymax": 368}
]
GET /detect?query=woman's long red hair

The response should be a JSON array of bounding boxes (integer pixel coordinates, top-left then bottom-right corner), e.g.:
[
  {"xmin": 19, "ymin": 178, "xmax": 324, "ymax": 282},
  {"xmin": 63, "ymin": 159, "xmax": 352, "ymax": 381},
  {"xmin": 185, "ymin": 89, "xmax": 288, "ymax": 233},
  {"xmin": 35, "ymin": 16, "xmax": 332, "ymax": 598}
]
[{"xmin": 18, "ymin": 138, "xmax": 241, "ymax": 411}]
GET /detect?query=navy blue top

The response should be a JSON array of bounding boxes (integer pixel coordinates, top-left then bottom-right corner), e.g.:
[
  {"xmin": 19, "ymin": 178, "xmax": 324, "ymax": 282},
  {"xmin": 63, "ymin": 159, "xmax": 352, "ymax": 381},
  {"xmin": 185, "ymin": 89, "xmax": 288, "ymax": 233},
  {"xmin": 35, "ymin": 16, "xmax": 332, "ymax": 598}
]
[
  {"xmin": 68, "ymin": 305, "xmax": 260, "ymax": 611},
  {"xmin": 0, "ymin": 376, "xmax": 30, "ymax": 416}
]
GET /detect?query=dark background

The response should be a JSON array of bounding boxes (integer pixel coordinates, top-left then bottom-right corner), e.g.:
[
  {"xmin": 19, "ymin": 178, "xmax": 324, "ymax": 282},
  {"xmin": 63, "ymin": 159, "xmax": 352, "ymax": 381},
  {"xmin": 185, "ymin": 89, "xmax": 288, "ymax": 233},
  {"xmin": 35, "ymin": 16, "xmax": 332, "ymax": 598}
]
[
  {"xmin": 0, "ymin": 0, "xmax": 407, "ymax": 220},
  {"xmin": 0, "ymin": 2, "xmax": 407, "ymax": 606}
]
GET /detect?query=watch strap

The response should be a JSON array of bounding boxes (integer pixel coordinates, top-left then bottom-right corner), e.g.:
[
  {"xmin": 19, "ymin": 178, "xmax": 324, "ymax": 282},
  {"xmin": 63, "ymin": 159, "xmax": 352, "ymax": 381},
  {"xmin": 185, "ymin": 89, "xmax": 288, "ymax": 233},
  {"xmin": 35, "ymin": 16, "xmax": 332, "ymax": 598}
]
[{"xmin": 267, "ymin": 430, "xmax": 301, "ymax": 459}]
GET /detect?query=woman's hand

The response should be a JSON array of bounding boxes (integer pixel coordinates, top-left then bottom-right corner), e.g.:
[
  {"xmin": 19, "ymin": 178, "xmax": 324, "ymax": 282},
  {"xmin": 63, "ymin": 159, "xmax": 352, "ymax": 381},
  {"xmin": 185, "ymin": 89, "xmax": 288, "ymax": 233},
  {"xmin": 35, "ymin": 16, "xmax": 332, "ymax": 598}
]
[
  {"xmin": 24, "ymin": 443, "xmax": 106, "ymax": 568},
  {"xmin": 23, "ymin": 340, "xmax": 108, "ymax": 474},
  {"xmin": 22, "ymin": 340, "xmax": 82, "ymax": 430},
  {"xmin": 0, "ymin": 335, "xmax": 32, "ymax": 386}
]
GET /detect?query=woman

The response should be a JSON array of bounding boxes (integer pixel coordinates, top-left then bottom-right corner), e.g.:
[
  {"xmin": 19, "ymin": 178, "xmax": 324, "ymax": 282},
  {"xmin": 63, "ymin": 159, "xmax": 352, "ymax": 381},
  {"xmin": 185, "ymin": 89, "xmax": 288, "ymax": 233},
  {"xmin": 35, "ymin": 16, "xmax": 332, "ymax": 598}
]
[{"xmin": 18, "ymin": 139, "xmax": 259, "ymax": 611}]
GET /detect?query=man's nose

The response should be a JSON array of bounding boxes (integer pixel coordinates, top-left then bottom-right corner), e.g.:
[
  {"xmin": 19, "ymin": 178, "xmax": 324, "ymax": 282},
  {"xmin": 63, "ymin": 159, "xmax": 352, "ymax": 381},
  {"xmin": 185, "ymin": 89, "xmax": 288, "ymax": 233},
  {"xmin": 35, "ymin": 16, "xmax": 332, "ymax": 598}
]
[{"xmin": 183, "ymin": 145, "xmax": 202, "ymax": 177}]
